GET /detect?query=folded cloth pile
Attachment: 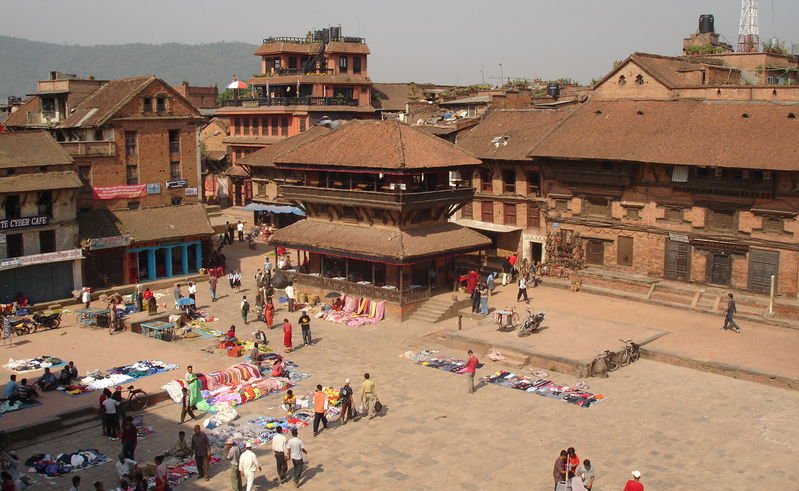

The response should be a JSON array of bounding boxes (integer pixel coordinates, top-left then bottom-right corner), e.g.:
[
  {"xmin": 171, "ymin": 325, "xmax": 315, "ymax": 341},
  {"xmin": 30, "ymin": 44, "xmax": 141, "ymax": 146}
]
[
  {"xmin": 405, "ymin": 352, "xmax": 483, "ymax": 373},
  {"xmin": 196, "ymin": 377, "xmax": 292, "ymax": 412},
  {"xmin": 317, "ymin": 295, "xmax": 385, "ymax": 327},
  {"xmin": 485, "ymin": 370, "xmax": 605, "ymax": 408},
  {"xmin": 146, "ymin": 456, "xmax": 222, "ymax": 489},
  {"xmin": 24, "ymin": 449, "xmax": 110, "ymax": 476},
  {"xmin": 205, "ymin": 414, "xmax": 310, "ymax": 449},
  {"xmin": 75, "ymin": 360, "xmax": 178, "ymax": 392},
  {"xmin": 5, "ymin": 356, "xmax": 65, "ymax": 372}
]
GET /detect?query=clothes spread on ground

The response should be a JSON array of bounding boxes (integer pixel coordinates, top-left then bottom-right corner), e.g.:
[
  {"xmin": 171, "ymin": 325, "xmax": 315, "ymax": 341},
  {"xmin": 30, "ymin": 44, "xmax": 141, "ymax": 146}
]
[
  {"xmin": 161, "ymin": 358, "xmax": 308, "ymax": 413},
  {"xmin": 57, "ymin": 360, "xmax": 178, "ymax": 395},
  {"xmin": 24, "ymin": 449, "xmax": 110, "ymax": 476},
  {"xmin": 145, "ymin": 456, "xmax": 222, "ymax": 489},
  {"xmin": 5, "ymin": 356, "xmax": 65, "ymax": 372},
  {"xmin": 403, "ymin": 351, "xmax": 605, "ymax": 408},
  {"xmin": 205, "ymin": 415, "xmax": 310, "ymax": 449},
  {"xmin": 0, "ymin": 399, "xmax": 41, "ymax": 415},
  {"xmin": 315, "ymin": 295, "xmax": 385, "ymax": 327}
]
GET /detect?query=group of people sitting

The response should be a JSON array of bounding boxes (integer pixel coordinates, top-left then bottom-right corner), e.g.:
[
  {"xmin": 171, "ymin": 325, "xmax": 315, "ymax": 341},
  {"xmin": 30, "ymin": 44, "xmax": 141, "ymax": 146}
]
[{"xmin": 2, "ymin": 361, "xmax": 79, "ymax": 404}]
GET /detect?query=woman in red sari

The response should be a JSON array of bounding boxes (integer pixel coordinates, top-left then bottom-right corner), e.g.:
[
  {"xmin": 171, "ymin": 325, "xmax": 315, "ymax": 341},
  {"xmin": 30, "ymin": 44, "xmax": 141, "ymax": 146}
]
[
  {"xmin": 263, "ymin": 298, "xmax": 275, "ymax": 328},
  {"xmin": 282, "ymin": 318, "xmax": 293, "ymax": 352}
]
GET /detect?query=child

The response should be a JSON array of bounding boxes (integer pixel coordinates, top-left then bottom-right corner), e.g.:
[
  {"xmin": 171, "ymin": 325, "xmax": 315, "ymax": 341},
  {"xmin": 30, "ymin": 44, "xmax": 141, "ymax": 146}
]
[{"xmin": 282, "ymin": 389, "xmax": 296, "ymax": 414}]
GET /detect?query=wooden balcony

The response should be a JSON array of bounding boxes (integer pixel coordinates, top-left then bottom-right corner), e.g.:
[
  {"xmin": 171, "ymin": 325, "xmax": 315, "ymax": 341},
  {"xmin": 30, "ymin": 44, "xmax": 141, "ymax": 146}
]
[
  {"xmin": 280, "ymin": 185, "xmax": 475, "ymax": 210},
  {"xmin": 284, "ymin": 271, "xmax": 431, "ymax": 305},
  {"xmin": 60, "ymin": 141, "xmax": 116, "ymax": 157},
  {"xmin": 219, "ymin": 96, "xmax": 359, "ymax": 108}
]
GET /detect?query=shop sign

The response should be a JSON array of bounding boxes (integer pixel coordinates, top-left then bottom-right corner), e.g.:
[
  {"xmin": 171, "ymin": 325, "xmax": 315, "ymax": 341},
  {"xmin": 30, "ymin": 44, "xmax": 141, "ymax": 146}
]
[
  {"xmin": 92, "ymin": 185, "xmax": 147, "ymax": 200},
  {"xmin": 88, "ymin": 235, "xmax": 132, "ymax": 251},
  {"xmin": 185, "ymin": 187, "xmax": 198, "ymax": 196},
  {"xmin": 0, "ymin": 248, "xmax": 82, "ymax": 270},
  {"xmin": 668, "ymin": 232, "xmax": 690, "ymax": 244},
  {"xmin": 166, "ymin": 179, "xmax": 188, "ymax": 189},
  {"xmin": 551, "ymin": 222, "xmax": 560, "ymax": 229},
  {"xmin": 146, "ymin": 183, "xmax": 162, "ymax": 195},
  {"xmin": 0, "ymin": 215, "xmax": 49, "ymax": 230}
]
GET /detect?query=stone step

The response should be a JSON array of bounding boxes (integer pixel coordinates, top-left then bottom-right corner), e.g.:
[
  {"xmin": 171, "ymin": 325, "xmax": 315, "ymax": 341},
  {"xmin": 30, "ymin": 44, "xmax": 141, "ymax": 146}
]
[{"xmin": 649, "ymin": 289, "xmax": 693, "ymax": 305}]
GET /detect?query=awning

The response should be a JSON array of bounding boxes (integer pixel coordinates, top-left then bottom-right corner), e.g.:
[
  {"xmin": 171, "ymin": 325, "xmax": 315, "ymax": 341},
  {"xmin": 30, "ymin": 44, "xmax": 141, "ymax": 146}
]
[
  {"xmin": 453, "ymin": 219, "xmax": 522, "ymax": 234},
  {"xmin": 243, "ymin": 203, "xmax": 305, "ymax": 215}
]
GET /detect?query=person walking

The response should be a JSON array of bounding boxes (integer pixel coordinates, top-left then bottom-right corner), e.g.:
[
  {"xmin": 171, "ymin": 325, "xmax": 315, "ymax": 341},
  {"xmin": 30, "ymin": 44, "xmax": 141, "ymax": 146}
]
[
  {"xmin": 224, "ymin": 221, "xmax": 232, "ymax": 245},
  {"xmin": 623, "ymin": 470, "xmax": 644, "ymax": 491},
  {"xmin": 188, "ymin": 282, "xmax": 197, "ymax": 303},
  {"xmin": 359, "ymin": 373, "xmax": 378, "ymax": 419},
  {"xmin": 285, "ymin": 428, "xmax": 307, "ymax": 488},
  {"xmin": 233, "ymin": 271, "xmax": 242, "ymax": 293},
  {"xmin": 516, "ymin": 276, "xmax": 529, "ymax": 303},
  {"xmin": 271, "ymin": 427, "xmax": 288, "ymax": 484},
  {"xmin": 191, "ymin": 425, "xmax": 211, "ymax": 481},
  {"xmin": 180, "ymin": 387, "xmax": 196, "ymax": 423},
  {"xmin": 463, "ymin": 350, "xmax": 479, "ymax": 394},
  {"xmin": 263, "ymin": 257, "xmax": 272, "ymax": 275},
  {"xmin": 486, "ymin": 272, "xmax": 495, "ymax": 294},
  {"xmin": 237, "ymin": 221, "xmax": 245, "ymax": 242},
  {"xmin": 298, "ymin": 311, "xmax": 312, "ymax": 346},
  {"xmin": 722, "ymin": 293, "xmax": 741, "ymax": 333},
  {"xmin": 264, "ymin": 299, "xmax": 275, "ymax": 328},
  {"xmin": 285, "ymin": 282, "xmax": 296, "ymax": 313},
  {"xmin": 228, "ymin": 271, "xmax": 235, "ymax": 290},
  {"xmin": 282, "ymin": 318, "xmax": 293, "ymax": 353},
  {"xmin": 224, "ymin": 438, "xmax": 241, "ymax": 491},
  {"xmin": 82, "ymin": 287, "xmax": 91, "ymax": 309},
  {"xmin": 339, "ymin": 379, "xmax": 354, "ymax": 425},
  {"xmin": 238, "ymin": 443, "xmax": 260, "ymax": 491},
  {"xmin": 209, "ymin": 275, "xmax": 218, "ymax": 302},
  {"xmin": 240, "ymin": 296, "xmax": 250, "ymax": 325},
  {"xmin": 120, "ymin": 416, "xmax": 137, "ymax": 460},
  {"xmin": 312, "ymin": 385, "xmax": 328, "ymax": 437},
  {"xmin": 479, "ymin": 282, "xmax": 489, "ymax": 315}
]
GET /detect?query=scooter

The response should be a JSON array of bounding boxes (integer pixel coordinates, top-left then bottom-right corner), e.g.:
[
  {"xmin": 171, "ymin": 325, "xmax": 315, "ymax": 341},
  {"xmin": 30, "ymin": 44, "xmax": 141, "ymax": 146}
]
[
  {"xmin": 31, "ymin": 311, "xmax": 62, "ymax": 333},
  {"xmin": 8, "ymin": 318, "xmax": 33, "ymax": 336},
  {"xmin": 518, "ymin": 309, "xmax": 545, "ymax": 337}
]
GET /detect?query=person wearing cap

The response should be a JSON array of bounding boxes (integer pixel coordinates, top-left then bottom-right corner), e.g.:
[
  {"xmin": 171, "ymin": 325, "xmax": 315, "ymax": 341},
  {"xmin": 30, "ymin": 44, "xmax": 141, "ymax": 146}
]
[
  {"xmin": 238, "ymin": 442, "xmax": 260, "ymax": 491},
  {"xmin": 339, "ymin": 379, "xmax": 354, "ymax": 425},
  {"xmin": 271, "ymin": 427, "xmax": 288, "ymax": 484},
  {"xmin": 623, "ymin": 470, "xmax": 644, "ymax": 491},
  {"xmin": 298, "ymin": 311, "xmax": 312, "ymax": 346},
  {"xmin": 225, "ymin": 438, "xmax": 241, "ymax": 491}
]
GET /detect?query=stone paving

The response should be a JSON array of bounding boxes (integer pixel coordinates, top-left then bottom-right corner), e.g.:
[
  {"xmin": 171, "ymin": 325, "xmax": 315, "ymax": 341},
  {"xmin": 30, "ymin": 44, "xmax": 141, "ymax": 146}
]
[{"xmin": 3, "ymin": 236, "xmax": 799, "ymax": 490}]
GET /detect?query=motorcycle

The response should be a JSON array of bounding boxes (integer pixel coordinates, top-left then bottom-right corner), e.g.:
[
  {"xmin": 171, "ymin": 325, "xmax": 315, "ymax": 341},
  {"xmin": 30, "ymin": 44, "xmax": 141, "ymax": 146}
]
[
  {"xmin": 31, "ymin": 311, "xmax": 63, "ymax": 333},
  {"xmin": 8, "ymin": 318, "xmax": 33, "ymax": 336},
  {"xmin": 517, "ymin": 309, "xmax": 545, "ymax": 337},
  {"xmin": 247, "ymin": 233, "xmax": 257, "ymax": 250}
]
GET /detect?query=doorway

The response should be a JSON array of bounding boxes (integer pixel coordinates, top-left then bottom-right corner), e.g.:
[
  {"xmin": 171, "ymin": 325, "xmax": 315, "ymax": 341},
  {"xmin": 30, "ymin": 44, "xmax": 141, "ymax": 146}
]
[
  {"xmin": 748, "ymin": 250, "xmax": 778, "ymax": 294},
  {"xmin": 530, "ymin": 241, "xmax": 543, "ymax": 263},
  {"xmin": 706, "ymin": 253, "xmax": 732, "ymax": 286},
  {"xmin": 664, "ymin": 239, "xmax": 691, "ymax": 281}
]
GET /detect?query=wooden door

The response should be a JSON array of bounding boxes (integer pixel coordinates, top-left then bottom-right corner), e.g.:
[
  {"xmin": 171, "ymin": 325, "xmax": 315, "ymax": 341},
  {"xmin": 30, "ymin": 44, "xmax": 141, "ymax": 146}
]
[
  {"xmin": 586, "ymin": 240, "xmax": 604, "ymax": 265},
  {"xmin": 617, "ymin": 236, "xmax": 633, "ymax": 266},
  {"xmin": 664, "ymin": 239, "xmax": 690, "ymax": 281},
  {"xmin": 748, "ymin": 250, "xmax": 778, "ymax": 293},
  {"xmin": 481, "ymin": 201, "xmax": 494, "ymax": 223},
  {"xmin": 707, "ymin": 253, "xmax": 732, "ymax": 285}
]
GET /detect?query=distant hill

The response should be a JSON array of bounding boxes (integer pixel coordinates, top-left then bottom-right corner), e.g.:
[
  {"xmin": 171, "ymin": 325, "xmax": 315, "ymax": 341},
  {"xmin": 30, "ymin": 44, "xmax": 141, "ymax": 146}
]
[{"xmin": 0, "ymin": 35, "xmax": 260, "ymax": 99}]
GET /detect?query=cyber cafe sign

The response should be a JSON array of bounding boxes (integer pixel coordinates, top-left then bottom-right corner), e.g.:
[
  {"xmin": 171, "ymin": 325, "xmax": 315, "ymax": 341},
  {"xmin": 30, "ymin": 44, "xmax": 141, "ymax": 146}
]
[{"xmin": 0, "ymin": 215, "xmax": 49, "ymax": 230}]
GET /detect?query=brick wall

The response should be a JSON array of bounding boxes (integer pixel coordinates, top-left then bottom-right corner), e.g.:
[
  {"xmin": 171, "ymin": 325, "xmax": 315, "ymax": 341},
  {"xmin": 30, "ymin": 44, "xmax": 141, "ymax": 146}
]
[{"xmin": 593, "ymin": 61, "xmax": 674, "ymax": 100}]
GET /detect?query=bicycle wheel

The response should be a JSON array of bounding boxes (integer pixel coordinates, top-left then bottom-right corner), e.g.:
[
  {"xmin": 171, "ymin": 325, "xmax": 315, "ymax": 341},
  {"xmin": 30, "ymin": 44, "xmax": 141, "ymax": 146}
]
[
  {"xmin": 607, "ymin": 352, "xmax": 621, "ymax": 372},
  {"xmin": 128, "ymin": 390, "xmax": 149, "ymax": 412},
  {"xmin": 511, "ymin": 312, "xmax": 520, "ymax": 327},
  {"xmin": 617, "ymin": 349, "xmax": 630, "ymax": 368},
  {"xmin": 630, "ymin": 346, "xmax": 641, "ymax": 363}
]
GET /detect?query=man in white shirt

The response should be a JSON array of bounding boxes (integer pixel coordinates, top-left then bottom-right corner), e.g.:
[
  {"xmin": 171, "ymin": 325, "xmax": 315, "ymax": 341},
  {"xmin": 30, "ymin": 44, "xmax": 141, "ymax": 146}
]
[
  {"xmin": 103, "ymin": 397, "xmax": 120, "ymax": 440},
  {"xmin": 237, "ymin": 442, "xmax": 260, "ymax": 491},
  {"xmin": 115, "ymin": 453, "xmax": 137, "ymax": 479},
  {"xmin": 271, "ymin": 427, "xmax": 288, "ymax": 483},
  {"xmin": 284, "ymin": 282, "xmax": 296, "ymax": 313},
  {"xmin": 237, "ymin": 221, "xmax": 245, "ymax": 242},
  {"xmin": 516, "ymin": 276, "xmax": 529, "ymax": 303},
  {"xmin": 285, "ymin": 428, "xmax": 307, "ymax": 487}
]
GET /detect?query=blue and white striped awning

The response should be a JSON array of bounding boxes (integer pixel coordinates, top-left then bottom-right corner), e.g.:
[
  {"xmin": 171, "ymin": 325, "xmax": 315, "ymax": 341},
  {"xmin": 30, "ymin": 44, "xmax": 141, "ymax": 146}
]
[{"xmin": 243, "ymin": 203, "xmax": 305, "ymax": 215}]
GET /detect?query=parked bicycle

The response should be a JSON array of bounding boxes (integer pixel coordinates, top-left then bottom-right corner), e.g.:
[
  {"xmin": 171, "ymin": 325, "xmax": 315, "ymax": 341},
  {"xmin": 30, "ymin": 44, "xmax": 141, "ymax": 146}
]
[
  {"xmin": 494, "ymin": 306, "xmax": 519, "ymax": 332},
  {"xmin": 617, "ymin": 338, "xmax": 640, "ymax": 367},
  {"xmin": 124, "ymin": 385, "xmax": 149, "ymax": 412}
]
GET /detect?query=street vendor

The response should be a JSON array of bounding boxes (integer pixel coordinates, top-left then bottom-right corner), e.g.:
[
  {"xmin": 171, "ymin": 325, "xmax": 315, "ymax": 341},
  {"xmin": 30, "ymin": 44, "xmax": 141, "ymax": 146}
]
[
  {"xmin": 224, "ymin": 325, "xmax": 238, "ymax": 345},
  {"xmin": 250, "ymin": 343, "xmax": 264, "ymax": 362},
  {"xmin": 270, "ymin": 355, "xmax": 286, "ymax": 378}
]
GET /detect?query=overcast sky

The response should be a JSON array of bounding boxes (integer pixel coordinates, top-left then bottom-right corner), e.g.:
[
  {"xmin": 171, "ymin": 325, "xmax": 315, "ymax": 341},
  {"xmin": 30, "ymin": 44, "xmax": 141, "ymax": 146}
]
[{"xmin": 4, "ymin": 0, "xmax": 798, "ymax": 85}]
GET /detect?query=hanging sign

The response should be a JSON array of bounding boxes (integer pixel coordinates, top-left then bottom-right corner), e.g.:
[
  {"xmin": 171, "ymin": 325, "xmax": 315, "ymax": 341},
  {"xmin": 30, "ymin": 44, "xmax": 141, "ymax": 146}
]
[
  {"xmin": 166, "ymin": 179, "xmax": 188, "ymax": 189},
  {"xmin": 146, "ymin": 183, "xmax": 162, "ymax": 195},
  {"xmin": 0, "ymin": 215, "xmax": 49, "ymax": 230},
  {"xmin": 92, "ymin": 185, "xmax": 147, "ymax": 200}
]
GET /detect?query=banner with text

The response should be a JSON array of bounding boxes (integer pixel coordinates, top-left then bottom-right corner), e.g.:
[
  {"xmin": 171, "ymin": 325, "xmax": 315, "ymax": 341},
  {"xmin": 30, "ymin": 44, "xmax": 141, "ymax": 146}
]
[{"xmin": 92, "ymin": 185, "xmax": 147, "ymax": 200}]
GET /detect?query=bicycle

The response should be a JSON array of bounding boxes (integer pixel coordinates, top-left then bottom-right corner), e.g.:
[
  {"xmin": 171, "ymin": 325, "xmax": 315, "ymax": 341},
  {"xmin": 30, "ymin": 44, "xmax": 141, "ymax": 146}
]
[
  {"xmin": 494, "ymin": 306, "xmax": 520, "ymax": 332},
  {"xmin": 617, "ymin": 338, "xmax": 640, "ymax": 367},
  {"xmin": 124, "ymin": 385, "xmax": 149, "ymax": 412},
  {"xmin": 591, "ymin": 350, "xmax": 619, "ymax": 377}
]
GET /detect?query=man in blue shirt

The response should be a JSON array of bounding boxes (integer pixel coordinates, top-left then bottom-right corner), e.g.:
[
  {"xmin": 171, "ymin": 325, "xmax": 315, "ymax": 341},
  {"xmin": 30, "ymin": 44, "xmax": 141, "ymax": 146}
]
[
  {"xmin": 36, "ymin": 367, "xmax": 58, "ymax": 391},
  {"xmin": 3, "ymin": 374, "xmax": 16, "ymax": 400}
]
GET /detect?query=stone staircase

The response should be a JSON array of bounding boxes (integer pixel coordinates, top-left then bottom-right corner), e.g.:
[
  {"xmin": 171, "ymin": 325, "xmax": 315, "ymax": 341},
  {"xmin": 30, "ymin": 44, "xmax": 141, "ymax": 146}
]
[{"xmin": 408, "ymin": 295, "xmax": 469, "ymax": 324}]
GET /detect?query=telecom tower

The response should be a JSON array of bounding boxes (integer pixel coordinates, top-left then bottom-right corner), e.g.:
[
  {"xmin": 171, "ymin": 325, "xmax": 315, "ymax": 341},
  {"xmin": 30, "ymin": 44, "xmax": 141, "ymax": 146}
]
[{"xmin": 737, "ymin": 0, "xmax": 760, "ymax": 53}]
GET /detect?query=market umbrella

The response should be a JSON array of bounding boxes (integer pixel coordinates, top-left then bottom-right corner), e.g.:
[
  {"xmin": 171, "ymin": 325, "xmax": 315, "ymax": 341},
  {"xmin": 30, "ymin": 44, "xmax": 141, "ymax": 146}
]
[
  {"xmin": 177, "ymin": 297, "xmax": 196, "ymax": 306},
  {"xmin": 227, "ymin": 76, "xmax": 249, "ymax": 90},
  {"xmin": 324, "ymin": 291, "xmax": 342, "ymax": 298}
]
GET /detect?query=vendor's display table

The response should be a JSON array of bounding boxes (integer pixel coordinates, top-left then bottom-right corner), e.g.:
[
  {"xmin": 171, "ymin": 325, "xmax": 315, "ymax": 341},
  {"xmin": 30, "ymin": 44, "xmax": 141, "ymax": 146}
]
[
  {"xmin": 75, "ymin": 308, "xmax": 110, "ymax": 329},
  {"xmin": 140, "ymin": 321, "xmax": 176, "ymax": 341}
]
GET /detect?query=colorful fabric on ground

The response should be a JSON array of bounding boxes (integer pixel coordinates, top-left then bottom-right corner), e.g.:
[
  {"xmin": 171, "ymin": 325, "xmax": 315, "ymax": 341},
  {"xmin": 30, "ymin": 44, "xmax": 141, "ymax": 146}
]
[
  {"xmin": 0, "ymin": 399, "xmax": 41, "ymax": 415},
  {"xmin": 5, "ymin": 356, "xmax": 65, "ymax": 372},
  {"xmin": 24, "ymin": 449, "xmax": 110, "ymax": 476},
  {"xmin": 206, "ymin": 414, "xmax": 310, "ymax": 449},
  {"xmin": 63, "ymin": 360, "xmax": 178, "ymax": 393},
  {"xmin": 405, "ymin": 351, "xmax": 604, "ymax": 408},
  {"xmin": 316, "ymin": 295, "xmax": 385, "ymax": 327},
  {"xmin": 146, "ymin": 456, "xmax": 222, "ymax": 489}
]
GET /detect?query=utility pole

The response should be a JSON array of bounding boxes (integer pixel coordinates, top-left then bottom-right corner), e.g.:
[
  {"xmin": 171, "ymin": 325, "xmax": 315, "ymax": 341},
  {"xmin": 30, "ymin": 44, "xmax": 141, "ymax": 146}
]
[
  {"xmin": 480, "ymin": 64, "xmax": 485, "ymax": 84},
  {"xmin": 499, "ymin": 63, "xmax": 504, "ymax": 87}
]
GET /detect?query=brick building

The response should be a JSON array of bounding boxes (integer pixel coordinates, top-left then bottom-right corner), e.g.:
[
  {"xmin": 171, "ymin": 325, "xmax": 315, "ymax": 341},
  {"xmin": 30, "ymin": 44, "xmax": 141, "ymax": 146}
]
[
  {"xmin": 174, "ymin": 82, "xmax": 219, "ymax": 110},
  {"xmin": 456, "ymin": 55, "xmax": 799, "ymax": 298},
  {"xmin": 216, "ymin": 26, "xmax": 376, "ymax": 205},
  {"xmin": 0, "ymin": 132, "xmax": 84, "ymax": 302},
  {"xmin": 4, "ymin": 73, "xmax": 215, "ymax": 289}
]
